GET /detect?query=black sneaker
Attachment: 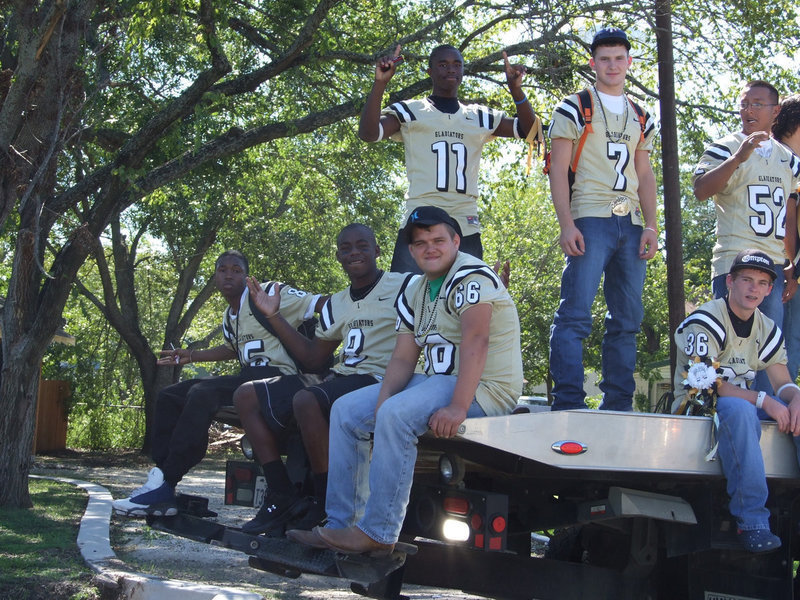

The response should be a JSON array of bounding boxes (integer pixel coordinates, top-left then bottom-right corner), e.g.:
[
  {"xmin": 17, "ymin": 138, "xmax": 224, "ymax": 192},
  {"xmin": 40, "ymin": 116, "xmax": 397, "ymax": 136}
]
[
  {"xmin": 241, "ymin": 491, "xmax": 312, "ymax": 535},
  {"xmin": 286, "ymin": 498, "xmax": 327, "ymax": 531}
]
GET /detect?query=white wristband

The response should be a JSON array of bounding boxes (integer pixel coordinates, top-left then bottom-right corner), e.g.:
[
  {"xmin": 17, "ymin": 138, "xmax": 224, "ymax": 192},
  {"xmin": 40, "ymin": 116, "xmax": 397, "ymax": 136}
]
[
  {"xmin": 756, "ymin": 390, "xmax": 766, "ymax": 410},
  {"xmin": 375, "ymin": 122, "xmax": 384, "ymax": 142},
  {"xmin": 776, "ymin": 382, "xmax": 800, "ymax": 399}
]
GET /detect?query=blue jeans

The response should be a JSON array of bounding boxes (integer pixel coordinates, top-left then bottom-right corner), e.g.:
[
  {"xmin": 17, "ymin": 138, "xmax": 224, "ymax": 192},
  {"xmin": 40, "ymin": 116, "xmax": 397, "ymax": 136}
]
[
  {"xmin": 549, "ymin": 215, "xmax": 647, "ymax": 411},
  {"xmin": 783, "ymin": 289, "xmax": 800, "ymax": 383},
  {"xmin": 715, "ymin": 395, "xmax": 800, "ymax": 530},
  {"xmin": 712, "ymin": 273, "xmax": 784, "ymax": 395},
  {"xmin": 325, "ymin": 374, "xmax": 486, "ymax": 544}
]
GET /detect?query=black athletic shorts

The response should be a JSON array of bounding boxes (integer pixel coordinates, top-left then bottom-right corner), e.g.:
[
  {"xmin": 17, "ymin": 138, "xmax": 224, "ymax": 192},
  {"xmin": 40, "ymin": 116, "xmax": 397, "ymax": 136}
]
[
  {"xmin": 304, "ymin": 373, "xmax": 380, "ymax": 420},
  {"xmin": 254, "ymin": 374, "xmax": 322, "ymax": 432}
]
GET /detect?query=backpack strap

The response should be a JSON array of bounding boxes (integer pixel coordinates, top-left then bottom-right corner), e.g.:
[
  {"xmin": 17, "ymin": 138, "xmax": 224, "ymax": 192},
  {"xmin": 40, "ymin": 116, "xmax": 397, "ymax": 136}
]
[
  {"xmin": 627, "ymin": 96, "xmax": 647, "ymax": 143},
  {"xmin": 569, "ymin": 88, "xmax": 594, "ymax": 173}
]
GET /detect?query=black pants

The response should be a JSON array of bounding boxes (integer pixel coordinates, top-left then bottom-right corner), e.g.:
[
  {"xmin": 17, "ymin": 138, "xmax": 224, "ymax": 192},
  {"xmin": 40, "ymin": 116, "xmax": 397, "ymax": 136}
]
[{"xmin": 152, "ymin": 366, "xmax": 279, "ymax": 486}]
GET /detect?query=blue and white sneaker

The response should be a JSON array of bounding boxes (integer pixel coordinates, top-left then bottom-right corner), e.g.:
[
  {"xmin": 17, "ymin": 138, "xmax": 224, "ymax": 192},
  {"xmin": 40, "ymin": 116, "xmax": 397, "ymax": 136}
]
[
  {"xmin": 738, "ymin": 528, "xmax": 782, "ymax": 553},
  {"xmin": 113, "ymin": 467, "xmax": 177, "ymax": 517}
]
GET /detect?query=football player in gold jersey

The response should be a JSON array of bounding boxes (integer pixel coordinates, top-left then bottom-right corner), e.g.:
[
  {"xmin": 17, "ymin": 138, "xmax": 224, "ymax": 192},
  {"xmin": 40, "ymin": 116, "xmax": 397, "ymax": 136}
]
[
  {"xmin": 694, "ymin": 80, "xmax": 800, "ymax": 393},
  {"xmin": 235, "ymin": 224, "xmax": 416, "ymax": 533},
  {"xmin": 112, "ymin": 251, "xmax": 322, "ymax": 517},
  {"xmin": 288, "ymin": 206, "xmax": 523, "ymax": 555},
  {"xmin": 359, "ymin": 43, "xmax": 537, "ymax": 272},
  {"xmin": 547, "ymin": 27, "xmax": 658, "ymax": 412},
  {"xmin": 672, "ymin": 249, "xmax": 800, "ymax": 552}
]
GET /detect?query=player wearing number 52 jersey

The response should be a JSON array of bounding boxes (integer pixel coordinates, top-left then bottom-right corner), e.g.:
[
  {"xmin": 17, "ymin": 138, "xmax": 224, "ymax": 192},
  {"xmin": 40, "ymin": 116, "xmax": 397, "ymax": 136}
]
[
  {"xmin": 548, "ymin": 28, "xmax": 659, "ymax": 413},
  {"xmin": 694, "ymin": 80, "xmax": 800, "ymax": 394},
  {"xmin": 694, "ymin": 131, "xmax": 800, "ymax": 282}
]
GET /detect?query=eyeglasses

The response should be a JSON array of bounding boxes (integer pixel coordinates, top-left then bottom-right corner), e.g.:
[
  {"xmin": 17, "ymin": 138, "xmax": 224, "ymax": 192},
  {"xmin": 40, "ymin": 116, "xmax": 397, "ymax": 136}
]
[{"xmin": 739, "ymin": 102, "xmax": 777, "ymax": 110}]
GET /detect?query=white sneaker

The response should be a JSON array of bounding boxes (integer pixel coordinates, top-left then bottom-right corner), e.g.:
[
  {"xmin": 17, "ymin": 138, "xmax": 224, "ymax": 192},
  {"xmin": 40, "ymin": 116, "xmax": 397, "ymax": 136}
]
[
  {"xmin": 112, "ymin": 467, "xmax": 177, "ymax": 517},
  {"xmin": 128, "ymin": 466, "xmax": 165, "ymax": 497}
]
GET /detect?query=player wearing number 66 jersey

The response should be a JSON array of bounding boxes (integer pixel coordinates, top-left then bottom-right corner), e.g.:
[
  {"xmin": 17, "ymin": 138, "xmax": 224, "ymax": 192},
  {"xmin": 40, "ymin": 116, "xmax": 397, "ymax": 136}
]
[{"xmin": 286, "ymin": 207, "xmax": 523, "ymax": 556}]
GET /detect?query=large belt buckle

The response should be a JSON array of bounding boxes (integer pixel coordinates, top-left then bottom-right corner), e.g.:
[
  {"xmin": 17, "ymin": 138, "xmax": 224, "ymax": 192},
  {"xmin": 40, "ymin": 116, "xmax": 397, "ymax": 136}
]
[{"xmin": 611, "ymin": 198, "xmax": 630, "ymax": 216}]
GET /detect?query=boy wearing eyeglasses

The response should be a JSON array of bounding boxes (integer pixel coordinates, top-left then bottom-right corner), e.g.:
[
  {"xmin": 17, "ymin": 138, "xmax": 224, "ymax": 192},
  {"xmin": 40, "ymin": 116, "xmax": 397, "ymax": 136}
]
[{"xmin": 694, "ymin": 80, "xmax": 800, "ymax": 393}]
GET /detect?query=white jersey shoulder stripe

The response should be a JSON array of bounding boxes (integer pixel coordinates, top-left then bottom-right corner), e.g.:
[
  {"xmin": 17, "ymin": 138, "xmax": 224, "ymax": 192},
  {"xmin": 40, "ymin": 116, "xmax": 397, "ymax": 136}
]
[
  {"xmin": 704, "ymin": 143, "xmax": 732, "ymax": 162},
  {"xmin": 759, "ymin": 324, "xmax": 784, "ymax": 363},
  {"xmin": 677, "ymin": 310, "xmax": 727, "ymax": 349}
]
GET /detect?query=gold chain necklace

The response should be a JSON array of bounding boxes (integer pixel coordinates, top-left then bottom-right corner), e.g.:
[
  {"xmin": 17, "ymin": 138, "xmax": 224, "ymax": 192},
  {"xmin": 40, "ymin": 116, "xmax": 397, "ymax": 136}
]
[{"xmin": 416, "ymin": 281, "xmax": 441, "ymax": 337}]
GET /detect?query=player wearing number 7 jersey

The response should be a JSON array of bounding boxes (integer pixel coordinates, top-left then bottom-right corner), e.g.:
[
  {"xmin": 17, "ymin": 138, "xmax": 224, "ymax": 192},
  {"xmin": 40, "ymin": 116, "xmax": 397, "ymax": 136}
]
[
  {"xmin": 693, "ymin": 80, "xmax": 800, "ymax": 394},
  {"xmin": 358, "ymin": 43, "xmax": 537, "ymax": 273},
  {"xmin": 547, "ymin": 27, "xmax": 659, "ymax": 412}
]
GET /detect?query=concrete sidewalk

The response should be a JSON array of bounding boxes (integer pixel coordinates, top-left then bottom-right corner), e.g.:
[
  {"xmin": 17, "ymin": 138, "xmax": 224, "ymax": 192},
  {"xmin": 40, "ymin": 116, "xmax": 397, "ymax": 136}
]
[{"xmin": 33, "ymin": 475, "xmax": 263, "ymax": 600}]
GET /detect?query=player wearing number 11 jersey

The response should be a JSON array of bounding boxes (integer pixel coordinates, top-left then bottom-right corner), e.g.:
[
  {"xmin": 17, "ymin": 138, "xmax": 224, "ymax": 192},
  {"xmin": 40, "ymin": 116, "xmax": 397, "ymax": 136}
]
[{"xmin": 359, "ymin": 43, "xmax": 537, "ymax": 273}]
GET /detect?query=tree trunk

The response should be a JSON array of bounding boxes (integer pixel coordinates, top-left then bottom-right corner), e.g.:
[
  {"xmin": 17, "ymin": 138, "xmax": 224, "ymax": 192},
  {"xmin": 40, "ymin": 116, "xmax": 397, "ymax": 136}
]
[
  {"xmin": 0, "ymin": 354, "xmax": 41, "ymax": 507},
  {"xmin": 655, "ymin": 0, "xmax": 685, "ymax": 380}
]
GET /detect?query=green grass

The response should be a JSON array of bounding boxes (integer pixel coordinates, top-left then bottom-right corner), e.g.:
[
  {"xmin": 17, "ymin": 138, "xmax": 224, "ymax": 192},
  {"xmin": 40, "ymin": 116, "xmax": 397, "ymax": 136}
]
[{"xmin": 0, "ymin": 479, "xmax": 100, "ymax": 600}]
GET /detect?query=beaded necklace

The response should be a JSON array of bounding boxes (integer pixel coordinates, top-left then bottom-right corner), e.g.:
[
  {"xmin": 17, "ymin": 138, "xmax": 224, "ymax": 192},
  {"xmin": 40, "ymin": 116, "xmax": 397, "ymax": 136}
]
[{"xmin": 593, "ymin": 86, "xmax": 628, "ymax": 144}]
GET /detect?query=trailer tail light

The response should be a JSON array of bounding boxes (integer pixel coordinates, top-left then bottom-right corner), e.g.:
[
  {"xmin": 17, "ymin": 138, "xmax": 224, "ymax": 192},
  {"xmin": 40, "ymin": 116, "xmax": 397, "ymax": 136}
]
[
  {"xmin": 224, "ymin": 460, "xmax": 267, "ymax": 507},
  {"xmin": 551, "ymin": 440, "xmax": 588, "ymax": 455},
  {"xmin": 405, "ymin": 484, "xmax": 509, "ymax": 552}
]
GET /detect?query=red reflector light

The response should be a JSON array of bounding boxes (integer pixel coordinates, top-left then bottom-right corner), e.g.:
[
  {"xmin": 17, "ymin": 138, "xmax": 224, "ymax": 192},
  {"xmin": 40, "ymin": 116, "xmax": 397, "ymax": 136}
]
[
  {"xmin": 489, "ymin": 536, "xmax": 503, "ymax": 550},
  {"xmin": 474, "ymin": 534, "xmax": 484, "ymax": 548},
  {"xmin": 471, "ymin": 513, "xmax": 483, "ymax": 530},
  {"xmin": 443, "ymin": 496, "xmax": 469, "ymax": 515},
  {"xmin": 234, "ymin": 467, "xmax": 253, "ymax": 481},
  {"xmin": 551, "ymin": 440, "xmax": 588, "ymax": 455},
  {"xmin": 491, "ymin": 515, "xmax": 506, "ymax": 533}
]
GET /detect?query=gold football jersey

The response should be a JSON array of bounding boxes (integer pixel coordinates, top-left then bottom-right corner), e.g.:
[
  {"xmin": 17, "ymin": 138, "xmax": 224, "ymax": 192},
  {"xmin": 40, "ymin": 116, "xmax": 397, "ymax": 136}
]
[
  {"xmin": 383, "ymin": 98, "xmax": 506, "ymax": 236},
  {"xmin": 673, "ymin": 297, "xmax": 786, "ymax": 408},
  {"xmin": 396, "ymin": 252, "xmax": 523, "ymax": 415},
  {"xmin": 548, "ymin": 89, "xmax": 657, "ymax": 225},
  {"xmin": 316, "ymin": 271, "xmax": 418, "ymax": 377},
  {"xmin": 693, "ymin": 134, "xmax": 800, "ymax": 278},
  {"xmin": 222, "ymin": 282, "xmax": 319, "ymax": 374}
]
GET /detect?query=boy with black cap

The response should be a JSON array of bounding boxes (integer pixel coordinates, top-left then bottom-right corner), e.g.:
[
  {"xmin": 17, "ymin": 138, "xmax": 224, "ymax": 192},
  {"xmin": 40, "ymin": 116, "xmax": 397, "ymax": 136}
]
[
  {"xmin": 673, "ymin": 249, "xmax": 800, "ymax": 552},
  {"xmin": 288, "ymin": 206, "xmax": 523, "ymax": 555},
  {"xmin": 547, "ymin": 26, "xmax": 659, "ymax": 412}
]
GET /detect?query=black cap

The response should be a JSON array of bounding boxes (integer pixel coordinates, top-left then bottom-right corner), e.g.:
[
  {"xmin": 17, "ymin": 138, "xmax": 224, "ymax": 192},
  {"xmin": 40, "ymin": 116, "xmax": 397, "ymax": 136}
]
[
  {"xmin": 403, "ymin": 206, "xmax": 462, "ymax": 243},
  {"xmin": 591, "ymin": 27, "xmax": 631, "ymax": 53},
  {"xmin": 729, "ymin": 249, "xmax": 777, "ymax": 281}
]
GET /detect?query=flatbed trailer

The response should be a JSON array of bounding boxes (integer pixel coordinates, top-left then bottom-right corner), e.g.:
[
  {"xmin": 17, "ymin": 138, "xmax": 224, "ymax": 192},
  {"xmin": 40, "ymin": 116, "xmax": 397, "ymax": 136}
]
[{"xmin": 152, "ymin": 409, "xmax": 800, "ymax": 600}]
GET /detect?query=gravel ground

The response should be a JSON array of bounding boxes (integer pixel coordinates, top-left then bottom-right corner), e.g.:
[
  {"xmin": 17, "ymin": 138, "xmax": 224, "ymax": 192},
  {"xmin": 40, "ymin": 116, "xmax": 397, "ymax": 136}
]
[{"xmin": 32, "ymin": 448, "xmax": 490, "ymax": 600}]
